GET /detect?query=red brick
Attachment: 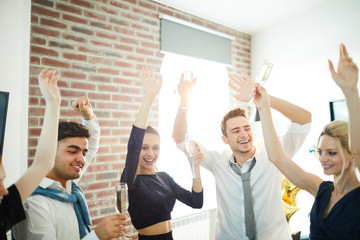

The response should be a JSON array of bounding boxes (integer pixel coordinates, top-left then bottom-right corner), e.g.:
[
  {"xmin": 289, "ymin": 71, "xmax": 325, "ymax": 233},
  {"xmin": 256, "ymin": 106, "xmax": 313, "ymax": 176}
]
[
  {"xmin": 62, "ymin": 33, "xmax": 85, "ymax": 43},
  {"xmin": 31, "ymin": 36, "xmax": 46, "ymax": 45},
  {"xmin": 84, "ymin": 10, "xmax": 106, "ymax": 21},
  {"xmin": 109, "ymin": 1, "xmax": 129, "ymax": 9},
  {"xmin": 136, "ymin": 48, "xmax": 154, "ymax": 56},
  {"xmin": 191, "ymin": 18, "xmax": 204, "ymax": 27},
  {"xmin": 31, "ymin": 5, "xmax": 60, "ymax": 18},
  {"xmin": 28, "ymin": 117, "xmax": 39, "ymax": 126},
  {"xmin": 146, "ymin": 58, "xmax": 162, "ymax": 65},
  {"xmin": 114, "ymin": 44, "xmax": 133, "ymax": 52},
  {"xmin": 62, "ymin": 14, "xmax": 88, "ymax": 25},
  {"xmin": 97, "ymin": 84, "xmax": 119, "ymax": 92},
  {"xmin": 111, "ymin": 94, "xmax": 132, "ymax": 102},
  {"xmin": 120, "ymin": 86, "xmax": 141, "ymax": 94},
  {"xmin": 56, "ymin": 2, "xmax": 82, "ymax": 15},
  {"xmin": 90, "ymin": 40, "xmax": 111, "ymax": 48},
  {"xmin": 114, "ymin": 61, "xmax": 132, "ymax": 68},
  {"xmin": 29, "ymin": 107, "xmax": 45, "ymax": 116},
  {"xmin": 32, "ymin": 26, "xmax": 60, "ymax": 37},
  {"xmin": 63, "ymin": 53, "xmax": 87, "ymax": 61},
  {"xmin": 60, "ymin": 109, "xmax": 79, "ymax": 117},
  {"xmin": 49, "ymin": 41, "xmax": 74, "ymax": 49},
  {"xmin": 157, "ymin": 7, "xmax": 173, "ymax": 16},
  {"xmin": 70, "ymin": 0, "xmax": 95, "ymax": 9},
  {"xmin": 71, "ymin": 82, "xmax": 96, "ymax": 90},
  {"xmin": 42, "ymin": 58, "xmax": 70, "ymax": 68},
  {"xmin": 30, "ymin": 56, "xmax": 40, "ymax": 64},
  {"xmin": 60, "ymin": 89, "xmax": 86, "ymax": 98},
  {"xmin": 71, "ymin": 26, "xmax": 94, "ymax": 35},
  {"xmin": 31, "ymin": 15, "xmax": 39, "ymax": 24},
  {"xmin": 89, "ymin": 75, "xmax": 111, "ymax": 83},
  {"xmin": 131, "ymin": 23, "xmax": 149, "ymax": 31},
  {"xmin": 126, "ymin": 55, "xmax": 145, "ymax": 63},
  {"xmin": 97, "ymin": 68, "xmax": 119, "ymax": 75},
  {"xmin": 175, "ymin": 13, "xmax": 190, "ymax": 22},
  {"xmin": 87, "ymin": 164, "xmax": 110, "ymax": 173},
  {"xmin": 86, "ymin": 181, "xmax": 110, "ymax": 191},
  {"xmin": 62, "ymin": 71, "xmax": 87, "ymax": 80},
  {"xmin": 113, "ymin": 26, "xmax": 134, "ymax": 36},
  {"xmin": 97, "ymin": 102, "xmax": 120, "ymax": 110},
  {"xmin": 136, "ymin": 32, "xmax": 154, "ymax": 40},
  {"xmin": 32, "ymin": 0, "xmax": 53, "ymax": 7},
  {"xmin": 78, "ymin": 46, "xmax": 101, "ymax": 55},
  {"xmin": 40, "ymin": 18, "xmax": 67, "ymax": 29},
  {"xmin": 88, "ymin": 92, "xmax": 111, "ymax": 101},
  {"xmin": 90, "ymin": 21, "xmax": 112, "ymax": 30},
  {"xmin": 98, "ymin": 6, "xmax": 118, "ymax": 15},
  {"xmin": 96, "ymin": 155, "xmax": 118, "ymax": 163},
  {"xmin": 96, "ymin": 32, "xmax": 117, "ymax": 40},
  {"xmin": 122, "ymin": 12, "xmax": 140, "ymax": 21},
  {"xmin": 120, "ymin": 37, "xmax": 139, "ymax": 45},
  {"xmin": 89, "ymin": 57, "xmax": 112, "ymax": 66},
  {"xmin": 141, "ymin": 41, "xmax": 159, "ymax": 49}
]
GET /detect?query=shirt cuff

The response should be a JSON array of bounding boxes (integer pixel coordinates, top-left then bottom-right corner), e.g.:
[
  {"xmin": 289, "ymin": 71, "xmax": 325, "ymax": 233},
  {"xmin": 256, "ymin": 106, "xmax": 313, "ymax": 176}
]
[
  {"xmin": 82, "ymin": 115, "xmax": 99, "ymax": 128},
  {"xmin": 81, "ymin": 230, "xmax": 99, "ymax": 240},
  {"xmin": 288, "ymin": 121, "xmax": 312, "ymax": 134},
  {"xmin": 176, "ymin": 140, "xmax": 186, "ymax": 152}
]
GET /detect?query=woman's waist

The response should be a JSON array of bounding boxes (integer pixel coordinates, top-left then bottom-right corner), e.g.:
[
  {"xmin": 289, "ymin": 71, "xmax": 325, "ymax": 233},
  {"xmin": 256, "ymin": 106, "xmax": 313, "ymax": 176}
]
[{"xmin": 138, "ymin": 220, "xmax": 172, "ymax": 236}]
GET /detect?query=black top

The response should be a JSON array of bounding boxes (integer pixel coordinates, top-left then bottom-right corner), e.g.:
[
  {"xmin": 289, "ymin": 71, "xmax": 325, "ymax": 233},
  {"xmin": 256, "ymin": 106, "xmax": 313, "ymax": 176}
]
[
  {"xmin": 309, "ymin": 181, "xmax": 360, "ymax": 240},
  {"xmin": 0, "ymin": 184, "xmax": 26, "ymax": 240},
  {"xmin": 120, "ymin": 126, "xmax": 203, "ymax": 230}
]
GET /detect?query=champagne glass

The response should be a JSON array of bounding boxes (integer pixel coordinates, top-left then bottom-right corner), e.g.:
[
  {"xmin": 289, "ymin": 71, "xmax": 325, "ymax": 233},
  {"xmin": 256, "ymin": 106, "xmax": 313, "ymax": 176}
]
[
  {"xmin": 183, "ymin": 71, "xmax": 193, "ymax": 109},
  {"xmin": 185, "ymin": 133, "xmax": 199, "ymax": 178},
  {"xmin": 115, "ymin": 182, "xmax": 130, "ymax": 239},
  {"xmin": 246, "ymin": 61, "xmax": 273, "ymax": 107}
]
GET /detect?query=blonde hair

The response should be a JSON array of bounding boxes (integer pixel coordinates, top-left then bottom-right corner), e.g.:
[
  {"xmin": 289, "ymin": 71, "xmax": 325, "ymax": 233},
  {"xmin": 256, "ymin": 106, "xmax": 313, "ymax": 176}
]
[{"xmin": 317, "ymin": 120, "xmax": 351, "ymax": 182}]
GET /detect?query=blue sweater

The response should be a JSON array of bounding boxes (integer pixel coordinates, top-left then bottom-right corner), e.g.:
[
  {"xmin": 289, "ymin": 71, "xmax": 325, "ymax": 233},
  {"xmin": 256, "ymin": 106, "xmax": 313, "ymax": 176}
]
[{"xmin": 120, "ymin": 126, "xmax": 203, "ymax": 230}]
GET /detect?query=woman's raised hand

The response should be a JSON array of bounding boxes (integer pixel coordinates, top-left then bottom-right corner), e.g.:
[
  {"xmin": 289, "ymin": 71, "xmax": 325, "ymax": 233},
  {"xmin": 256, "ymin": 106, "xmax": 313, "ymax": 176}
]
[{"xmin": 140, "ymin": 66, "xmax": 162, "ymax": 97}]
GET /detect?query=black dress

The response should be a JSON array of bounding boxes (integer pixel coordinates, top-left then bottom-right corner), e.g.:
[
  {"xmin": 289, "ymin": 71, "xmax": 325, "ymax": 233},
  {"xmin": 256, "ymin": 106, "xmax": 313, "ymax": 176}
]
[
  {"xmin": 0, "ymin": 184, "xmax": 26, "ymax": 240},
  {"xmin": 309, "ymin": 181, "xmax": 360, "ymax": 240},
  {"xmin": 120, "ymin": 126, "xmax": 203, "ymax": 230}
]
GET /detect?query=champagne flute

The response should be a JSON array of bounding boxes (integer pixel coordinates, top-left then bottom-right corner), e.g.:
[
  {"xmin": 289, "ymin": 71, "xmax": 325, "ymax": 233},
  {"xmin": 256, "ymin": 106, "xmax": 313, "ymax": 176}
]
[
  {"xmin": 115, "ymin": 182, "xmax": 130, "ymax": 239},
  {"xmin": 245, "ymin": 61, "xmax": 273, "ymax": 107},
  {"xmin": 185, "ymin": 133, "xmax": 199, "ymax": 178},
  {"xmin": 183, "ymin": 71, "xmax": 193, "ymax": 109}
]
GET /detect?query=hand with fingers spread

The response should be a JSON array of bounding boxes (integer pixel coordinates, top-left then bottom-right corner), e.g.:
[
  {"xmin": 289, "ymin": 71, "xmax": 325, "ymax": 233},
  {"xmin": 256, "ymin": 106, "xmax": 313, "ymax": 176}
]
[
  {"xmin": 329, "ymin": 43, "xmax": 359, "ymax": 93},
  {"xmin": 38, "ymin": 68, "xmax": 61, "ymax": 104},
  {"xmin": 94, "ymin": 214, "xmax": 127, "ymax": 240},
  {"xmin": 228, "ymin": 72, "xmax": 256, "ymax": 102},
  {"xmin": 177, "ymin": 73, "xmax": 197, "ymax": 101},
  {"xmin": 140, "ymin": 66, "xmax": 162, "ymax": 98},
  {"xmin": 72, "ymin": 96, "xmax": 94, "ymax": 120}
]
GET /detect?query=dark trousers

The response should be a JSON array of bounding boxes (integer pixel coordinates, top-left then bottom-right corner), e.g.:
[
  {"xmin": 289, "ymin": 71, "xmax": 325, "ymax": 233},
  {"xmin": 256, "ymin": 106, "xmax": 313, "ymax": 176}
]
[{"xmin": 138, "ymin": 231, "xmax": 173, "ymax": 240}]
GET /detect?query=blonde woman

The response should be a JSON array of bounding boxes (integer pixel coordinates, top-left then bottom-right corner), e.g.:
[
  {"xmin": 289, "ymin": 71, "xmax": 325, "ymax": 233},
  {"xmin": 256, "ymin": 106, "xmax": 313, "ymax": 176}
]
[{"xmin": 246, "ymin": 44, "xmax": 360, "ymax": 240}]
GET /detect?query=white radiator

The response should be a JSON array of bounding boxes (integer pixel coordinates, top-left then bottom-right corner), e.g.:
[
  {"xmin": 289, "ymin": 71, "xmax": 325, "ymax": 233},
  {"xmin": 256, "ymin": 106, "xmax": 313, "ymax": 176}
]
[{"xmin": 172, "ymin": 208, "xmax": 216, "ymax": 240}]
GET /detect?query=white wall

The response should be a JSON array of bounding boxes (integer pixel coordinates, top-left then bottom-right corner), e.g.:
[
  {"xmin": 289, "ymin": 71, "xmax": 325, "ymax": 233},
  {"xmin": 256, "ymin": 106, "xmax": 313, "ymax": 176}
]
[
  {"xmin": 0, "ymin": 0, "xmax": 31, "ymax": 186},
  {"xmin": 251, "ymin": 0, "xmax": 360, "ymax": 236}
]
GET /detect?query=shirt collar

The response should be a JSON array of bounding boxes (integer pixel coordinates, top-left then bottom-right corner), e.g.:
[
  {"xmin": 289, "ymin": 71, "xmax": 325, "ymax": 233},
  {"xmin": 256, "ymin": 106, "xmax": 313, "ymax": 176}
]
[{"xmin": 39, "ymin": 177, "xmax": 72, "ymax": 193}]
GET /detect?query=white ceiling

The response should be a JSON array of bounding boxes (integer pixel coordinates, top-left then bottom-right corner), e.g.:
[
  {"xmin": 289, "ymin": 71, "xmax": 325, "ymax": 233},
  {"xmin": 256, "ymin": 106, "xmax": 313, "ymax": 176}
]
[{"xmin": 152, "ymin": 0, "xmax": 327, "ymax": 34}]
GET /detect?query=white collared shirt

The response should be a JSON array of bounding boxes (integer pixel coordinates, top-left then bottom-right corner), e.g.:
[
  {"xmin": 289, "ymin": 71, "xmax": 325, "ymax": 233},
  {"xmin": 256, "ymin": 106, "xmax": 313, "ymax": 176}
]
[
  {"xmin": 12, "ymin": 117, "xmax": 100, "ymax": 240},
  {"xmin": 178, "ymin": 122, "xmax": 311, "ymax": 240}
]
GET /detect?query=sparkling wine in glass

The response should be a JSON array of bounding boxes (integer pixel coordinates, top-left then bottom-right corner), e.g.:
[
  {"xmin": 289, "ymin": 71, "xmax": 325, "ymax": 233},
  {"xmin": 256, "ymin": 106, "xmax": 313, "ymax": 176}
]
[
  {"xmin": 183, "ymin": 71, "xmax": 193, "ymax": 109},
  {"xmin": 115, "ymin": 182, "xmax": 130, "ymax": 239},
  {"xmin": 185, "ymin": 133, "xmax": 199, "ymax": 178}
]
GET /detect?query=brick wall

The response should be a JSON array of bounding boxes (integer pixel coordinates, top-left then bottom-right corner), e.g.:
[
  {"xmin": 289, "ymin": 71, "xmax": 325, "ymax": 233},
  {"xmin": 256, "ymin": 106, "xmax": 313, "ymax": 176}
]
[{"xmin": 28, "ymin": 0, "xmax": 251, "ymax": 237}]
